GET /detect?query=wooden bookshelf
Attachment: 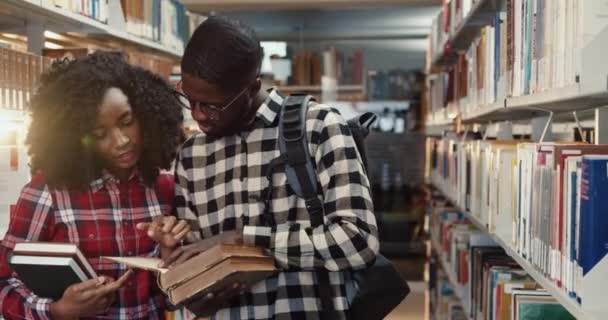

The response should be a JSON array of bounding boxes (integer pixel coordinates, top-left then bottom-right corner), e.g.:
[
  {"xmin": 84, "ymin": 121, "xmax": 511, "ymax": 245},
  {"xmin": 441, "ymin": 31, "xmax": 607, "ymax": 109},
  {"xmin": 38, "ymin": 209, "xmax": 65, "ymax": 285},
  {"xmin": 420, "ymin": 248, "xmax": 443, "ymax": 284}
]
[{"xmin": 431, "ymin": 176, "xmax": 587, "ymax": 320}]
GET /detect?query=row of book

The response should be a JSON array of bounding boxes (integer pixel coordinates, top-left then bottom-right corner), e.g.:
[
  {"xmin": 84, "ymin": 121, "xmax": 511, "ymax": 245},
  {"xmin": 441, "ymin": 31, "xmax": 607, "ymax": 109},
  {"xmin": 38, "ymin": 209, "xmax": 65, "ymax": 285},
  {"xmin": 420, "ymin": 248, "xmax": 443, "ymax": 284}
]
[
  {"xmin": 428, "ymin": 135, "xmax": 608, "ymax": 308},
  {"xmin": 430, "ymin": 204, "xmax": 575, "ymax": 320},
  {"xmin": 368, "ymin": 69, "xmax": 424, "ymax": 101},
  {"xmin": 42, "ymin": 47, "xmax": 176, "ymax": 80},
  {"xmin": 119, "ymin": 0, "xmax": 189, "ymax": 52},
  {"xmin": 0, "ymin": 48, "xmax": 52, "ymax": 111},
  {"xmin": 290, "ymin": 48, "xmax": 364, "ymax": 87},
  {"xmin": 429, "ymin": 0, "xmax": 483, "ymax": 65},
  {"xmin": 49, "ymin": 0, "xmax": 191, "ymax": 52},
  {"xmin": 51, "ymin": 0, "xmax": 109, "ymax": 24},
  {"xmin": 427, "ymin": 0, "xmax": 608, "ymax": 116}
]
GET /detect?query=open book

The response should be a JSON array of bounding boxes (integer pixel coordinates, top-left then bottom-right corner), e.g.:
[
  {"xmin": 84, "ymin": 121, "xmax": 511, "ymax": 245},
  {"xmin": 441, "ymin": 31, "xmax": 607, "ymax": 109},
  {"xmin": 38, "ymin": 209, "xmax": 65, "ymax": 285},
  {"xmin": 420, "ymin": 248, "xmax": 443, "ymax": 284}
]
[{"xmin": 103, "ymin": 244, "xmax": 277, "ymax": 305}]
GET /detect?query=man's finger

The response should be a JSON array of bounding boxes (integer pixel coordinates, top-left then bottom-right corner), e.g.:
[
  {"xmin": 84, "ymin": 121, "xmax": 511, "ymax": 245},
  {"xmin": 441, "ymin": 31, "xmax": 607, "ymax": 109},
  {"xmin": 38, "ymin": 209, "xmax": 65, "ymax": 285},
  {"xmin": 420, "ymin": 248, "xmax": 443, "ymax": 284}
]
[
  {"xmin": 174, "ymin": 227, "xmax": 190, "ymax": 241},
  {"xmin": 162, "ymin": 216, "xmax": 177, "ymax": 233},
  {"xmin": 160, "ymin": 246, "xmax": 184, "ymax": 268},
  {"xmin": 174, "ymin": 249, "xmax": 200, "ymax": 266},
  {"xmin": 171, "ymin": 220, "xmax": 189, "ymax": 235}
]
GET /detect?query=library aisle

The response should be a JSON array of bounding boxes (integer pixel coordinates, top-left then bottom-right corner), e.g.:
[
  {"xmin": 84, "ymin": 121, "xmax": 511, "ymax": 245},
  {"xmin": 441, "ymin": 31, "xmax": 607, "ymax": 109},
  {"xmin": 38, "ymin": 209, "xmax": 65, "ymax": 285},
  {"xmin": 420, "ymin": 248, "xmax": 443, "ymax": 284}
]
[{"xmin": 2, "ymin": 0, "xmax": 608, "ymax": 320}]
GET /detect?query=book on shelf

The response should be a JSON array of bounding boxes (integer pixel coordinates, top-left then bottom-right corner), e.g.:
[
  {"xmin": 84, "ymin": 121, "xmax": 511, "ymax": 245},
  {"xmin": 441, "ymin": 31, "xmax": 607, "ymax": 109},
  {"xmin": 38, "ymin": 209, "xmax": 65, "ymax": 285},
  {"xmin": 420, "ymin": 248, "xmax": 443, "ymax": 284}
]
[
  {"xmin": 8, "ymin": 242, "xmax": 97, "ymax": 300},
  {"xmin": 511, "ymin": 289, "xmax": 575, "ymax": 320},
  {"xmin": 0, "ymin": 48, "xmax": 50, "ymax": 111},
  {"xmin": 429, "ymin": 135, "xmax": 608, "ymax": 315},
  {"xmin": 103, "ymin": 244, "xmax": 277, "ymax": 306},
  {"xmin": 117, "ymin": 0, "xmax": 188, "ymax": 50},
  {"xmin": 426, "ymin": 0, "xmax": 608, "ymax": 118},
  {"xmin": 51, "ymin": 0, "xmax": 109, "ymax": 24},
  {"xmin": 430, "ymin": 204, "xmax": 575, "ymax": 320}
]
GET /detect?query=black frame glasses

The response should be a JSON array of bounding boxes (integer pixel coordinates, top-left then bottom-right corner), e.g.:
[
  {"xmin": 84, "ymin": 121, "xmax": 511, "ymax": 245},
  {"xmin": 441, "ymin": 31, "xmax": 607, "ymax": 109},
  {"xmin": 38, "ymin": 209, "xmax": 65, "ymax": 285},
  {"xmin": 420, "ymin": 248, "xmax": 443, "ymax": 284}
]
[{"xmin": 174, "ymin": 81, "xmax": 249, "ymax": 121}]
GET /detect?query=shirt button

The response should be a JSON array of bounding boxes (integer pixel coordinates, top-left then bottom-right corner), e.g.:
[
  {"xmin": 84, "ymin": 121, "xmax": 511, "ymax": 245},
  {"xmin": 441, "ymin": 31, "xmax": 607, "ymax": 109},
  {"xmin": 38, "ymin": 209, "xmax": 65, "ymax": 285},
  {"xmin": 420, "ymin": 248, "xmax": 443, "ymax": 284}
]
[{"xmin": 128, "ymin": 251, "xmax": 133, "ymax": 256}]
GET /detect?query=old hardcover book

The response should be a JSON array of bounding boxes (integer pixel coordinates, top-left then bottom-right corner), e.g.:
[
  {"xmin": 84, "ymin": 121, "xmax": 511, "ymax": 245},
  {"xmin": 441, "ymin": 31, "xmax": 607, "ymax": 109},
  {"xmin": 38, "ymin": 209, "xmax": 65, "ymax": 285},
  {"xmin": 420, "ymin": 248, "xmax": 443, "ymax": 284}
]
[{"xmin": 104, "ymin": 244, "xmax": 277, "ymax": 305}]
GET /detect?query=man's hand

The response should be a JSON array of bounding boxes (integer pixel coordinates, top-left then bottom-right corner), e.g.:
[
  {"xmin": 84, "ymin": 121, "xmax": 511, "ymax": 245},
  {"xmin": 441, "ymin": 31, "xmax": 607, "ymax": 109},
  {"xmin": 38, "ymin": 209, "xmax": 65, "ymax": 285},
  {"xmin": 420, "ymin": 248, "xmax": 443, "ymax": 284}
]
[
  {"xmin": 50, "ymin": 270, "xmax": 133, "ymax": 319},
  {"xmin": 159, "ymin": 230, "xmax": 244, "ymax": 268},
  {"xmin": 185, "ymin": 283, "xmax": 248, "ymax": 317},
  {"xmin": 136, "ymin": 216, "xmax": 191, "ymax": 249}
]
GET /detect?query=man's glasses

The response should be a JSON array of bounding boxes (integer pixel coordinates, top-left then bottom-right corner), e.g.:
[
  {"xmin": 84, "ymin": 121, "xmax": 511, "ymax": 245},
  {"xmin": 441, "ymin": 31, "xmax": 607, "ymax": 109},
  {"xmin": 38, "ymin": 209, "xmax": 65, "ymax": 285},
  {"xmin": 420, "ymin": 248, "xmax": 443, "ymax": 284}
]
[{"xmin": 174, "ymin": 81, "xmax": 249, "ymax": 121}]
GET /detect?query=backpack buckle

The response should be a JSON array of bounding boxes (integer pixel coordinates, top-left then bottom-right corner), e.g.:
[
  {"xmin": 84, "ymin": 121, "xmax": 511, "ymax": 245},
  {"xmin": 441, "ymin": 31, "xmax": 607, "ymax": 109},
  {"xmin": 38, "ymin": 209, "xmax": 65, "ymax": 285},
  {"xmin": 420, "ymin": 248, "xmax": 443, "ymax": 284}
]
[{"xmin": 305, "ymin": 197, "xmax": 324, "ymax": 216}]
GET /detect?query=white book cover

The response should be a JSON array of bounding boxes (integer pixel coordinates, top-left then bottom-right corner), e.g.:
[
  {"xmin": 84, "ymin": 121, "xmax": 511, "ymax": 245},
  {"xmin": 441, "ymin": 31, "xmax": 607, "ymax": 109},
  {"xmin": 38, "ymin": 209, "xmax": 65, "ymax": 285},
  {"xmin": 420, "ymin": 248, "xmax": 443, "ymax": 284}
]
[
  {"xmin": 480, "ymin": 143, "xmax": 491, "ymax": 226},
  {"xmin": 470, "ymin": 141, "xmax": 483, "ymax": 216},
  {"xmin": 496, "ymin": 147, "xmax": 517, "ymax": 243}
]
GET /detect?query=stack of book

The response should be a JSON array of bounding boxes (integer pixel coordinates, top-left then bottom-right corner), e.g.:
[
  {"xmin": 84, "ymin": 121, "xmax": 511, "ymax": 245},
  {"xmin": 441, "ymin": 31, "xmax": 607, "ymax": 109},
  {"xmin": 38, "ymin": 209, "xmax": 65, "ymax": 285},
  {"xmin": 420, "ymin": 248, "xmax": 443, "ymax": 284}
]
[
  {"xmin": 428, "ymin": 135, "xmax": 608, "ymax": 307},
  {"xmin": 430, "ymin": 205, "xmax": 576, "ymax": 320},
  {"xmin": 104, "ymin": 244, "xmax": 277, "ymax": 305},
  {"xmin": 9, "ymin": 242, "xmax": 97, "ymax": 299}
]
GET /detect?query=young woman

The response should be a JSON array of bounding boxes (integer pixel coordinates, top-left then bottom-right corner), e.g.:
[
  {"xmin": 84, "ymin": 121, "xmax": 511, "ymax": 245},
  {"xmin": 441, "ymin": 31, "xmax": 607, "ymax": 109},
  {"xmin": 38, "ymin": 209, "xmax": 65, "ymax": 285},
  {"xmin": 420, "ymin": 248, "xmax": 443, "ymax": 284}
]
[{"xmin": 0, "ymin": 52, "xmax": 188, "ymax": 320}]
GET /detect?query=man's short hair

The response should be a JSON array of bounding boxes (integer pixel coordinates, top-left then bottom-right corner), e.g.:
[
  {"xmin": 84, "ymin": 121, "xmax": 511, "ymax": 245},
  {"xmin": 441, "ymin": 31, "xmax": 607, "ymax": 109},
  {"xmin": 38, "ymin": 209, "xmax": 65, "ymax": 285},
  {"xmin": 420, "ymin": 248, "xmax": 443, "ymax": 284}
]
[{"xmin": 181, "ymin": 15, "xmax": 263, "ymax": 93}]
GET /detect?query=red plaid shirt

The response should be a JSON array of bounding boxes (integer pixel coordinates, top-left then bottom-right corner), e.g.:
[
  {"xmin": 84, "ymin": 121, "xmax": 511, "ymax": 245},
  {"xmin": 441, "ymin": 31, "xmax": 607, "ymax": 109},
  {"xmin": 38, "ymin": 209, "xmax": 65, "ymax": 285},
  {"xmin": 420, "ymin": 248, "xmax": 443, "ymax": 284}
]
[{"xmin": 0, "ymin": 171, "xmax": 174, "ymax": 320}]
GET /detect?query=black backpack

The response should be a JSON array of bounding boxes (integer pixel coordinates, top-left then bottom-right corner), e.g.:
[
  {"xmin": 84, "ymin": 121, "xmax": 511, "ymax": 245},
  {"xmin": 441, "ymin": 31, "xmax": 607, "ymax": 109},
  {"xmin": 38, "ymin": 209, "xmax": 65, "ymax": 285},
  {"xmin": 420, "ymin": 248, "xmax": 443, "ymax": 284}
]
[{"xmin": 264, "ymin": 93, "xmax": 410, "ymax": 320}]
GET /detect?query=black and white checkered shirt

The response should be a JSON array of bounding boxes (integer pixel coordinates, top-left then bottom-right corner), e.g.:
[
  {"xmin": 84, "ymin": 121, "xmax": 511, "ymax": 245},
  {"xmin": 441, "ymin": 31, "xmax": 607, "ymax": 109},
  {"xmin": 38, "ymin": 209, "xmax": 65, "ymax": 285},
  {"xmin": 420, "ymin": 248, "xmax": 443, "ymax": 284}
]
[{"xmin": 174, "ymin": 89, "xmax": 379, "ymax": 320}]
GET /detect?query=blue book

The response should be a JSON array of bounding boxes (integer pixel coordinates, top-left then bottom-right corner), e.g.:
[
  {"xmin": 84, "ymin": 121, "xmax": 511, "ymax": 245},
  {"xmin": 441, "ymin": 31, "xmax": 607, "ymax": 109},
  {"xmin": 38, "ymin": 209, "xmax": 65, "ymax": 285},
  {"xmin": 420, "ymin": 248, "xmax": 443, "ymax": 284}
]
[
  {"xmin": 569, "ymin": 170, "xmax": 577, "ymax": 298},
  {"xmin": 494, "ymin": 12, "xmax": 501, "ymax": 100},
  {"xmin": 579, "ymin": 156, "xmax": 608, "ymax": 276}
]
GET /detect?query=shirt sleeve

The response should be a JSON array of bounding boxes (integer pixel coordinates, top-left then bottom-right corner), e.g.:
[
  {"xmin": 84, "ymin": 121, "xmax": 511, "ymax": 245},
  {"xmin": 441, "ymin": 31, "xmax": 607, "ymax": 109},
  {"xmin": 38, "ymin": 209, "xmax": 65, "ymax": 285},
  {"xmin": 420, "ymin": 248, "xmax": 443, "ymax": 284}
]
[
  {"xmin": 0, "ymin": 178, "xmax": 56, "ymax": 320},
  {"xmin": 174, "ymin": 154, "xmax": 202, "ymax": 242},
  {"xmin": 243, "ymin": 108, "xmax": 379, "ymax": 271}
]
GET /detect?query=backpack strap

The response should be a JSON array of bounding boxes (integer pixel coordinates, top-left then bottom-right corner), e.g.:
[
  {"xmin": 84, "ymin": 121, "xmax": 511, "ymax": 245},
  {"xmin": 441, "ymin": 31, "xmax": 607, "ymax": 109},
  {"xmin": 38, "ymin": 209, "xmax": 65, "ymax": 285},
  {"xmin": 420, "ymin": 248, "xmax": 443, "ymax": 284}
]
[
  {"xmin": 278, "ymin": 93, "xmax": 335, "ymax": 317},
  {"xmin": 278, "ymin": 93, "xmax": 324, "ymax": 225}
]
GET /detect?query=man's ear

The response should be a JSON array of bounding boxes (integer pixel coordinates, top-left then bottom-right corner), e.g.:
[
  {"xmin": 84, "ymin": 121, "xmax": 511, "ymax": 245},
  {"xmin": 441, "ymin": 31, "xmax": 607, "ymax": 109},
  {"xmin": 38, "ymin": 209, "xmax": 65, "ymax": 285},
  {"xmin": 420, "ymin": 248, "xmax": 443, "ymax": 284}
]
[{"xmin": 250, "ymin": 77, "xmax": 262, "ymax": 95}]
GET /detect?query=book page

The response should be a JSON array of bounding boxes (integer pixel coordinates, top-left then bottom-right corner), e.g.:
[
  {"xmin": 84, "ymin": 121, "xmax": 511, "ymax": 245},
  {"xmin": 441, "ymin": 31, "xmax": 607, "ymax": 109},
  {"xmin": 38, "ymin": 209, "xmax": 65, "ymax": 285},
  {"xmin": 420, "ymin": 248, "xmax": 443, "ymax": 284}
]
[{"xmin": 102, "ymin": 256, "xmax": 168, "ymax": 273}]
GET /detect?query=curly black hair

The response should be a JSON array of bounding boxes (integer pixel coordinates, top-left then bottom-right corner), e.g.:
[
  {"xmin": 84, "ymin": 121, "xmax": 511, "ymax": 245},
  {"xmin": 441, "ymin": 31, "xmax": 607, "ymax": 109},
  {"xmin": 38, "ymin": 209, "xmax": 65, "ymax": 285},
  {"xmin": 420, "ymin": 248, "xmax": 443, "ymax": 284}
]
[{"xmin": 26, "ymin": 51, "xmax": 184, "ymax": 189}]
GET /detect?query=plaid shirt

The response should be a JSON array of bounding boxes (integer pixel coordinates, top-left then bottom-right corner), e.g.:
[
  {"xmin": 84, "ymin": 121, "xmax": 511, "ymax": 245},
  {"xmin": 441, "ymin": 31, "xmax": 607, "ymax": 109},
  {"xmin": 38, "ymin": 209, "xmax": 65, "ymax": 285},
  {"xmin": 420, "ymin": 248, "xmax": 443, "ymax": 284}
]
[
  {"xmin": 0, "ymin": 171, "xmax": 174, "ymax": 320},
  {"xmin": 175, "ymin": 89, "xmax": 379, "ymax": 320}
]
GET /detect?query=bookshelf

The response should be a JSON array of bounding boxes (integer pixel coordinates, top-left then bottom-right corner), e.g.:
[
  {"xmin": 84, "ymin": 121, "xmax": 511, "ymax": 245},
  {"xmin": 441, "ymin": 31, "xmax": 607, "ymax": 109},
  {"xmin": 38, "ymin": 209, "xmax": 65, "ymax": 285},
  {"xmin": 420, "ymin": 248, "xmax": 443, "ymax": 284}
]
[
  {"xmin": 0, "ymin": 0, "xmax": 183, "ymax": 58},
  {"xmin": 431, "ymin": 174, "xmax": 587, "ymax": 320}
]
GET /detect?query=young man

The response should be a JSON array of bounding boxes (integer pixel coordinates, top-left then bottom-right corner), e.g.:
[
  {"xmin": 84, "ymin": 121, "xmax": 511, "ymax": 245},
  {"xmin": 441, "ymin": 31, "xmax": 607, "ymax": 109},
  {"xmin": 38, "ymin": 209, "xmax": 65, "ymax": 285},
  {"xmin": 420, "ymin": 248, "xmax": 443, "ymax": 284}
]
[{"xmin": 167, "ymin": 15, "xmax": 379, "ymax": 319}]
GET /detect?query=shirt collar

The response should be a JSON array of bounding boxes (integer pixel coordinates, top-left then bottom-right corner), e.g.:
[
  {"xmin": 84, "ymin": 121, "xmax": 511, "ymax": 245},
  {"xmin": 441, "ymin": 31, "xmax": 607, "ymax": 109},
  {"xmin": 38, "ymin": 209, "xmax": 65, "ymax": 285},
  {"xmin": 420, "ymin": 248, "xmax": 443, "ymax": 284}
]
[
  {"xmin": 255, "ymin": 88, "xmax": 284, "ymax": 126},
  {"xmin": 89, "ymin": 169, "xmax": 142, "ymax": 193}
]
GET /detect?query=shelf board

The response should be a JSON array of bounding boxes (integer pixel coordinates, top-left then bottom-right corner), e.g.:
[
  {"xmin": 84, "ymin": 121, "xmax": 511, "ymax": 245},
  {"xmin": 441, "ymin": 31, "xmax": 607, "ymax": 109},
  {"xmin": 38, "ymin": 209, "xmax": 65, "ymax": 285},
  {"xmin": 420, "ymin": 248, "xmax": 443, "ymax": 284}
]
[
  {"xmin": 431, "ymin": 178, "xmax": 586, "ymax": 320},
  {"xmin": 276, "ymin": 84, "xmax": 364, "ymax": 92},
  {"xmin": 430, "ymin": 238, "xmax": 473, "ymax": 320},
  {"xmin": 0, "ymin": 0, "xmax": 183, "ymax": 58},
  {"xmin": 460, "ymin": 87, "xmax": 608, "ymax": 124},
  {"xmin": 431, "ymin": 0, "xmax": 501, "ymax": 68}
]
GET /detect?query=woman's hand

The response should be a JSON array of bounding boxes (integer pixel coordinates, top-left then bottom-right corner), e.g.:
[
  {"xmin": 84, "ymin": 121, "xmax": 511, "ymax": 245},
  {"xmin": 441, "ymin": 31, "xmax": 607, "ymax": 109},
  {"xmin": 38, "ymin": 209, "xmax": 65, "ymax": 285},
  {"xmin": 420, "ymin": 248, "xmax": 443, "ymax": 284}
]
[
  {"xmin": 50, "ymin": 270, "xmax": 133, "ymax": 319},
  {"xmin": 136, "ymin": 216, "xmax": 191, "ymax": 249}
]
